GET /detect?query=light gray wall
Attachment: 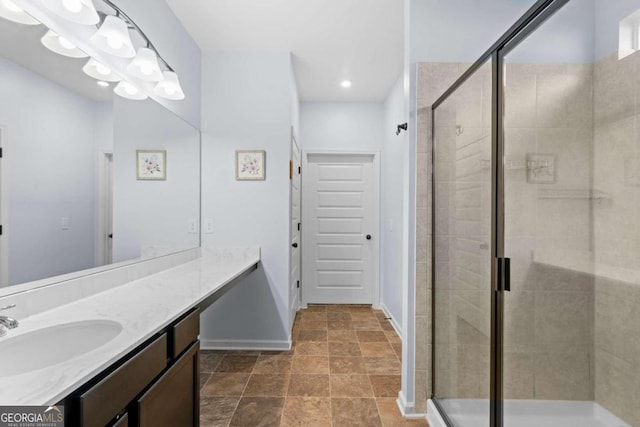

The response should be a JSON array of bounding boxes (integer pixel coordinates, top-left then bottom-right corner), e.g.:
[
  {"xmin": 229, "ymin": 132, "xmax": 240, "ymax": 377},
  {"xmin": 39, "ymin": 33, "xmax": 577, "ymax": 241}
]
[
  {"xmin": 200, "ymin": 52, "xmax": 298, "ymax": 347},
  {"xmin": 381, "ymin": 75, "xmax": 406, "ymax": 332},
  {"xmin": 115, "ymin": 0, "xmax": 202, "ymax": 129},
  {"xmin": 595, "ymin": 0, "xmax": 640, "ymax": 59},
  {"xmin": 112, "ymin": 98, "xmax": 200, "ymax": 262},
  {"xmin": 0, "ymin": 58, "xmax": 99, "ymax": 285},
  {"xmin": 410, "ymin": 0, "xmax": 538, "ymax": 64},
  {"xmin": 299, "ymin": 103, "xmax": 384, "ymax": 151}
]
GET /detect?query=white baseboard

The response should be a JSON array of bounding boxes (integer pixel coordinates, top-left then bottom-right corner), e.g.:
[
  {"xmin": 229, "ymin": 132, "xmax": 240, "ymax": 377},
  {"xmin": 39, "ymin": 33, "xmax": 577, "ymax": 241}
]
[
  {"xmin": 200, "ymin": 338, "xmax": 292, "ymax": 352},
  {"xmin": 396, "ymin": 391, "xmax": 427, "ymax": 420},
  {"xmin": 380, "ymin": 302, "xmax": 403, "ymax": 338},
  {"xmin": 426, "ymin": 399, "xmax": 446, "ymax": 427}
]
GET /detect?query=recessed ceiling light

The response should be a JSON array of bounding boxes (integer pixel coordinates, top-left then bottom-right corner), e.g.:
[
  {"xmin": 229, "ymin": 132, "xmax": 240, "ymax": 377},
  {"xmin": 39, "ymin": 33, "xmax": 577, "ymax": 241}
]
[
  {"xmin": 340, "ymin": 80, "xmax": 352, "ymax": 88},
  {"xmin": 97, "ymin": 81, "xmax": 109, "ymax": 88}
]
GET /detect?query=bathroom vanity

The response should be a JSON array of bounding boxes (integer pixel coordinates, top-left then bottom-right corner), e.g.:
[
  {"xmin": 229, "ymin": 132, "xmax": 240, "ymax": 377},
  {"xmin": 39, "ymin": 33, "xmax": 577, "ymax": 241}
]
[
  {"xmin": 64, "ymin": 309, "xmax": 199, "ymax": 427},
  {"xmin": 0, "ymin": 247, "xmax": 260, "ymax": 427}
]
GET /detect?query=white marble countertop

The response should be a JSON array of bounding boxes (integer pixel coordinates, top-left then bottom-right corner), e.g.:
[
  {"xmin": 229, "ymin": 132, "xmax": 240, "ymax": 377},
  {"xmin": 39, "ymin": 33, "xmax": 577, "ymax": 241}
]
[{"xmin": 0, "ymin": 247, "xmax": 260, "ymax": 405}]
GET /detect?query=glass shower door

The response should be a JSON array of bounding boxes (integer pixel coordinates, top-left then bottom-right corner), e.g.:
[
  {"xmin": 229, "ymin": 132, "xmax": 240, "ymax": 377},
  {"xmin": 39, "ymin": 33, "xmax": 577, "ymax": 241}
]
[
  {"xmin": 432, "ymin": 58, "xmax": 493, "ymax": 427},
  {"xmin": 500, "ymin": 0, "xmax": 611, "ymax": 425}
]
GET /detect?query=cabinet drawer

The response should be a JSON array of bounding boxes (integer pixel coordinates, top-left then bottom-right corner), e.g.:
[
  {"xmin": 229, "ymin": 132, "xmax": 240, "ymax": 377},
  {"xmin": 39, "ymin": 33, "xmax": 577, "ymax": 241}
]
[
  {"xmin": 77, "ymin": 334, "xmax": 167, "ymax": 427},
  {"xmin": 169, "ymin": 309, "xmax": 199, "ymax": 358},
  {"xmin": 136, "ymin": 341, "xmax": 199, "ymax": 427}
]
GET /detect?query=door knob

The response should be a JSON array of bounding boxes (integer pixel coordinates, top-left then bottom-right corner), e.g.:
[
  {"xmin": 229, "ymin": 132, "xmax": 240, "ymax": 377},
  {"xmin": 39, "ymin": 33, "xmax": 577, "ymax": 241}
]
[
  {"xmin": 292, "ymin": 243, "xmax": 298, "ymax": 248},
  {"xmin": 366, "ymin": 235, "xmax": 372, "ymax": 240}
]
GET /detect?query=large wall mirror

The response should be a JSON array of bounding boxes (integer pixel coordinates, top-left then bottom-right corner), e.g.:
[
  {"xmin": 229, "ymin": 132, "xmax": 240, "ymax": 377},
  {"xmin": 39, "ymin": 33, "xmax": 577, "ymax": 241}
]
[{"xmin": 0, "ymin": 16, "xmax": 200, "ymax": 290}]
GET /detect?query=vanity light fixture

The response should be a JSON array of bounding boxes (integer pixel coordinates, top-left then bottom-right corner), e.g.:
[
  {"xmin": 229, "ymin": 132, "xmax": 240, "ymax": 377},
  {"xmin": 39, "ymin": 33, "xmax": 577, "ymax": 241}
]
[
  {"xmin": 114, "ymin": 80, "xmax": 147, "ymax": 100},
  {"xmin": 82, "ymin": 57, "xmax": 121, "ymax": 82},
  {"xmin": 91, "ymin": 15, "xmax": 135, "ymax": 58},
  {"xmin": 127, "ymin": 47, "xmax": 163, "ymax": 82},
  {"xmin": 41, "ymin": 29, "xmax": 89, "ymax": 58},
  {"xmin": 41, "ymin": 0, "xmax": 99, "ymax": 25},
  {"xmin": 154, "ymin": 71, "xmax": 185, "ymax": 100},
  {"xmin": 340, "ymin": 80, "xmax": 352, "ymax": 88},
  {"xmin": 0, "ymin": 0, "xmax": 40, "ymax": 25}
]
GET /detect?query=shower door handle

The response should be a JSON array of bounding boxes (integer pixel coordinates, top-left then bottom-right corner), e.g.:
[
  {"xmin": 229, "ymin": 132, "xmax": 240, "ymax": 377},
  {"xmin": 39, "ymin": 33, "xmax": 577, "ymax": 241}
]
[{"xmin": 498, "ymin": 257, "xmax": 511, "ymax": 292}]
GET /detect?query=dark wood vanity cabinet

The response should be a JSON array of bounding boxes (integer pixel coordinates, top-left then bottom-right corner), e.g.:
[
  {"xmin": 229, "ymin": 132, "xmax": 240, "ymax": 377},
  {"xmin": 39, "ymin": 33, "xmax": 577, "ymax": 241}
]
[{"xmin": 64, "ymin": 309, "xmax": 200, "ymax": 427}]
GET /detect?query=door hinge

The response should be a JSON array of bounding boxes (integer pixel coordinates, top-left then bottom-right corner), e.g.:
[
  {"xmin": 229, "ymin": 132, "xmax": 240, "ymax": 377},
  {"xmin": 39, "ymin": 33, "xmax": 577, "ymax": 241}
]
[
  {"xmin": 0, "ymin": 147, "xmax": 3, "ymax": 158},
  {"xmin": 497, "ymin": 257, "xmax": 511, "ymax": 292},
  {"xmin": 296, "ymin": 280, "xmax": 300, "ymax": 289},
  {"xmin": 298, "ymin": 166, "xmax": 301, "ymax": 174},
  {"xmin": 297, "ymin": 222, "xmax": 301, "ymax": 231},
  {"xmin": 0, "ymin": 225, "xmax": 3, "ymax": 236}
]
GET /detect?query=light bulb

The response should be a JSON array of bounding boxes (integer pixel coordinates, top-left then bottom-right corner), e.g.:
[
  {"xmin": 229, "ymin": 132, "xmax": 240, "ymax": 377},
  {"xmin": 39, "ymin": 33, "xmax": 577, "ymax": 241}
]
[
  {"xmin": 140, "ymin": 63, "xmax": 153, "ymax": 75},
  {"xmin": 58, "ymin": 36, "xmax": 75, "ymax": 50},
  {"xmin": 95, "ymin": 63, "xmax": 111, "ymax": 75},
  {"xmin": 106, "ymin": 36, "xmax": 123, "ymax": 50},
  {"xmin": 61, "ymin": 0, "xmax": 82, "ymax": 13},
  {"xmin": 125, "ymin": 84, "xmax": 137, "ymax": 95},
  {"xmin": 97, "ymin": 81, "xmax": 109, "ymax": 87},
  {"xmin": 2, "ymin": 0, "xmax": 22, "ymax": 12}
]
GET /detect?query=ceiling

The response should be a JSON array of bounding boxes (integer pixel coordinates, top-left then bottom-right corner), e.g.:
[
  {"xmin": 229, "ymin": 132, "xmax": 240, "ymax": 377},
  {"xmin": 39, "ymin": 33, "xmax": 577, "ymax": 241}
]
[{"xmin": 166, "ymin": 0, "xmax": 404, "ymax": 103}]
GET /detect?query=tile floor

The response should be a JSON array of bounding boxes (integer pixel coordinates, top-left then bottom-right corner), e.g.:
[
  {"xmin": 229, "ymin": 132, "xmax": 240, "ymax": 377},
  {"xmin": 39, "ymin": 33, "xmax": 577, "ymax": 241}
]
[{"xmin": 199, "ymin": 305, "xmax": 429, "ymax": 427}]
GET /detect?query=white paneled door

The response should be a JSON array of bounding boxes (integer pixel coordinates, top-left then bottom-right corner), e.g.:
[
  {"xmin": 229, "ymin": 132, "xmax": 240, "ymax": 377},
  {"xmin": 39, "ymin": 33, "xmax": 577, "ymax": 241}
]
[
  {"xmin": 302, "ymin": 152, "xmax": 379, "ymax": 305},
  {"xmin": 289, "ymin": 131, "xmax": 301, "ymax": 326}
]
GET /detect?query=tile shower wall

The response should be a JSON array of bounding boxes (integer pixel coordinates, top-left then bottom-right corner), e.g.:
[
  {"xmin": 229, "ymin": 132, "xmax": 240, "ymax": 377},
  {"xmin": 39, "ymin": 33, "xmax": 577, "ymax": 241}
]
[
  {"xmin": 503, "ymin": 62, "xmax": 595, "ymax": 402},
  {"xmin": 593, "ymin": 51, "xmax": 640, "ymax": 427}
]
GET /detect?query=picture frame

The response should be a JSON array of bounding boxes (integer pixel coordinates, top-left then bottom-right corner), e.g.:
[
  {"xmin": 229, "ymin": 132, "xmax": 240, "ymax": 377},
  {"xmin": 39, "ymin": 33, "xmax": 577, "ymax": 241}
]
[
  {"xmin": 136, "ymin": 150, "xmax": 166, "ymax": 181},
  {"xmin": 526, "ymin": 153, "xmax": 556, "ymax": 184},
  {"xmin": 236, "ymin": 150, "xmax": 266, "ymax": 180}
]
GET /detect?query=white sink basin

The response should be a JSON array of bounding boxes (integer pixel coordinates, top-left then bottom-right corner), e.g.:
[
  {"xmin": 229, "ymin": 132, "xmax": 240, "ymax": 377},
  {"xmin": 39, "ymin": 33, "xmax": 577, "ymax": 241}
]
[{"xmin": 0, "ymin": 320, "xmax": 123, "ymax": 377}]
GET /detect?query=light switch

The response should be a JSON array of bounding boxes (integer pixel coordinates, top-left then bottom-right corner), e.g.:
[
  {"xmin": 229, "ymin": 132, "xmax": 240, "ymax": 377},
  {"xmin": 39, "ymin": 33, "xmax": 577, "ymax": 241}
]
[
  {"xmin": 188, "ymin": 219, "xmax": 199, "ymax": 234},
  {"xmin": 61, "ymin": 217, "xmax": 69, "ymax": 230},
  {"xmin": 204, "ymin": 218, "xmax": 214, "ymax": 234}
]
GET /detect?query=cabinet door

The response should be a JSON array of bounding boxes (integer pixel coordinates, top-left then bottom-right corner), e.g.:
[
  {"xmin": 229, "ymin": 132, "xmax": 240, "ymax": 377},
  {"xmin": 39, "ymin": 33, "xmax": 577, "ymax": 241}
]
[{"xmin": 136, "ymin": 341, "xmax": 199, "ymax": 427}]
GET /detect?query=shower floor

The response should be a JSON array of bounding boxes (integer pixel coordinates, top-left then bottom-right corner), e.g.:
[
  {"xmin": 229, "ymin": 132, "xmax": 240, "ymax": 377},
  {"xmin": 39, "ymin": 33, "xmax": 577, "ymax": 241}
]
[{"xmin": 427, "ymin": 399, "xmax": 631, "ymax": 427}]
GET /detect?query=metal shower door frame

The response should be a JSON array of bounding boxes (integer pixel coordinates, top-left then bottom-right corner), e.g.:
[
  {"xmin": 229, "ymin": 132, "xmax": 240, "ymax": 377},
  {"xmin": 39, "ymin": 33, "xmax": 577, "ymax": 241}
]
[{"xmin": 429, "ymin": 0, "xmax": 572, "ymax": 426}]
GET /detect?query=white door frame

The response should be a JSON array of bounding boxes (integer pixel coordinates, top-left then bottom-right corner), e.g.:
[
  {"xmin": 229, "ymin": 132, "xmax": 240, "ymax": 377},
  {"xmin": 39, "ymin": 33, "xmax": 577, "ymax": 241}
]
[
  {"xmin": 97, "ymin": 150, "xmax": 113, "ymax": 266},
  {"xmin": 289, "ymin": 127, "xmax": 301, "ymax": 328},
  {"xmin": 0, "ymin": 126, "xmax": 8, "ymax": 287},
  {"xmin": 301, "ymin": 150, "xmax": 381, "ymax": 308}
]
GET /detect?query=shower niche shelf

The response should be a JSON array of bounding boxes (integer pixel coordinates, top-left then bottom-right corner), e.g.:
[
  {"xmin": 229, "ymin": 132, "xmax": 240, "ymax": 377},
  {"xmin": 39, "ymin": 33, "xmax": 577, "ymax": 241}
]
[{"xmin": 537, "ymin": 188, "xmax": 609, "ymax": 200}]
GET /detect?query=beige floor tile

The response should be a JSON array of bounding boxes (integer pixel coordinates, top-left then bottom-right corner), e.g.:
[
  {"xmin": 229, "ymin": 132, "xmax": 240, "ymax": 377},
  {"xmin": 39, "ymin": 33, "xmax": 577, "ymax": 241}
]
[
  {"xmin": 329, "ymin": 342, "xmax": 362, "ymax": 357},
  {"xmin": 360, "ymin": 342, "xmax": 397, "ymax": 358},
  {"xmin": 201, "ymin": 373, "xmax": 250, "ymax": 397},
  {"xmin": 376, "ymin": 398, "xmax": 429, "ymax": 427},
  {"xmin": 328, "ymin": 330, "xmax": 358, "ymax": 342},
  {"xmin": 229, "ymin": 397, "xmax": 284, "ymax": 427},
  {"xmin": 243, "ymin": 374, "xmax": 289, "ymax": 397},
  {"xmin": 200, "ymin": 396, "xmax": 239, "ymax": 427},
  {"xmin": 330, "ymin": 374, "xmax": 374, "ymax": 397},
  {"xmin": 329, "ymin": 357, "xmax": 367, "ymax": 374},
  {"xmin": 281, "ymin": 397, "xmax": 332, "ymax": 427},
  {"xmin": 288, "ymin": 374, "xmax": 331, "ymax": 397},
  {"xmin": 292, "ymin": 356, "xmax": 330, "ymax": 374},
  {"xmin": 369, "ymin": 375, "xmax": 401, "ymax": 397},
  {"xmin": 215, "ymin": 355, "xmax": 259, "ymax": 373},
  {"xmin": 295, "ymin": 342, "xmax": 329, "ymax": 356},
  {"xmin": 331, "ymin": 397, "xmax": 382, "ymax": 427}
]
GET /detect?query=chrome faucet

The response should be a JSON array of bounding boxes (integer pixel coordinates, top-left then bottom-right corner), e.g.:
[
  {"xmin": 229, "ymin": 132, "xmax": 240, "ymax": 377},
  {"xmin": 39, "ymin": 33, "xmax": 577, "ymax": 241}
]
[{"xmin": 0, "ymin": 304, "xmax": 18, "ymax": 330}]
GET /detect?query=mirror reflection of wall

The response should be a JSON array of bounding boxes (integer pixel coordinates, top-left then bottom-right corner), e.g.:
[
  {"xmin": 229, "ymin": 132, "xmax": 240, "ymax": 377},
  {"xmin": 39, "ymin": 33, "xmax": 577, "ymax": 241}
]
[{"xmin": 0, "ymin": 15, "xmax": 200, "ymax": 288}]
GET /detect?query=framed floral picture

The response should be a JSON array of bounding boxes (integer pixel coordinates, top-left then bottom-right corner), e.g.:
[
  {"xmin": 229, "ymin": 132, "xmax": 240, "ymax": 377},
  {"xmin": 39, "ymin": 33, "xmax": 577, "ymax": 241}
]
[
  {"xmin": 236, "ymin": 150, "xmax": 266, "ymax": 180},
  {"xmin": 136, "ymin": 150, "xmax": 166, "ymax": 180}
]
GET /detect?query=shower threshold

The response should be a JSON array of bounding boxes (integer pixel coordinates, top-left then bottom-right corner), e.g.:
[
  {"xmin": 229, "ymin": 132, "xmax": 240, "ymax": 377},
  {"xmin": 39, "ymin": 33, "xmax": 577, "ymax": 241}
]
[{"xmin": 426, "ymin": 399, "xmax": 631, "ymax": 427}]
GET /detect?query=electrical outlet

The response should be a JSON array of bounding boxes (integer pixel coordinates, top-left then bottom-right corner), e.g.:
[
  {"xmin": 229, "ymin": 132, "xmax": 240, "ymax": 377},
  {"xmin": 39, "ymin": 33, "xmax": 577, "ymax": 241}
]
[
  {"xmin": 204, "ymin": 218, "xmax": 214, "ymax": 234},
  {"xmin": 188, "ymin": 219, "xmax": 199, "ymax": 234},
  {"xmin": 61, "ymin": 217, "xmax": 69, "ymax": 230}
]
